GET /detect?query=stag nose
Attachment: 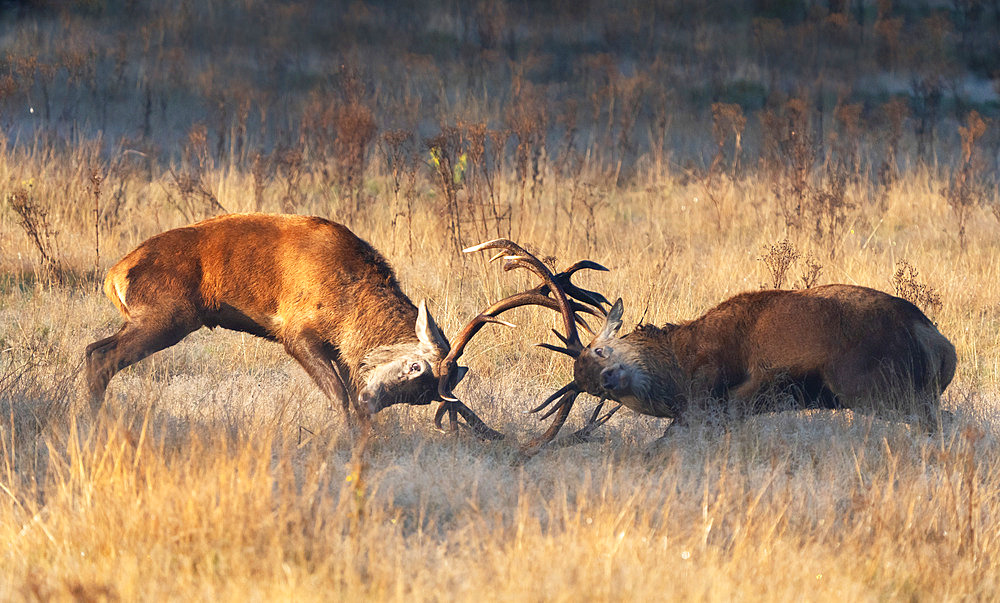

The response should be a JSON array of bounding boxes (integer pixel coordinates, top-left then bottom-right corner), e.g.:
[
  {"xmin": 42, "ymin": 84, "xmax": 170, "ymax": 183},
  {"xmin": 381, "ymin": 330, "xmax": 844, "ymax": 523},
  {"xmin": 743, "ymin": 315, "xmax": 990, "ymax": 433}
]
[
  {"xmin": 601, "ymin": 367, "xmax": 619, "ymax": 390},
  {"xmin": 360, "ymin": 391, "xmax": 383, "ymax": 415}
]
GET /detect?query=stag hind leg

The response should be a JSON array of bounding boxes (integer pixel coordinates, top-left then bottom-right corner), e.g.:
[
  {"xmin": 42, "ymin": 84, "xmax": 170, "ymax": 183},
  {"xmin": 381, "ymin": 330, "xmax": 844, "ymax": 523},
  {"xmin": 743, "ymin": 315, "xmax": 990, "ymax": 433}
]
[
  {"xmin": 823, "ymin": 363, "xmax": 947, "ymax": 433},
  {"xmin": 85, "ymin": 317, "xmax": 200, "ymax": 413},
  {"xmin": 282, "ymin": 330, "xmax": 358, "ymax": 421}
]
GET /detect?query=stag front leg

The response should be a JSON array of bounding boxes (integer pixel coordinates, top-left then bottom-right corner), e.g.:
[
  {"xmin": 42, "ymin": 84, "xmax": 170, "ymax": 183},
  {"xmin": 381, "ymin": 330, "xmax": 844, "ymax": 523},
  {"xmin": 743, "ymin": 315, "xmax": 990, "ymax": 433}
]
[
  {"xmin": 283, "ymin": 330, "xmax": 359, "ymax": 422},
  {"xmin": 85, "ymin": 318, "xmax": 199, "ymax": 413}
]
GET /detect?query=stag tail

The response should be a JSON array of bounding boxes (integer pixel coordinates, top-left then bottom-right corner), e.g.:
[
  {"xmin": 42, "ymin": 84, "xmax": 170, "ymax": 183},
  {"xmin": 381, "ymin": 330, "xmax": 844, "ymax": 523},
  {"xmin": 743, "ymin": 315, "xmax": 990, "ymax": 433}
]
[{"xmin": 443, "ymin": 239, "xmax": 619, "ymax": 452}]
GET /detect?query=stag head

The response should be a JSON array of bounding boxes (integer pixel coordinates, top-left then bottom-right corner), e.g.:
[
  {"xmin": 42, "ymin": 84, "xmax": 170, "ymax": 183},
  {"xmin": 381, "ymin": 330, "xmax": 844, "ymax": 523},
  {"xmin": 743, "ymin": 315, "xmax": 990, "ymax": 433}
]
[
  {"xmin": 358, "ymin": 300, "xmax": 468, "ymax": 414},
  {"xmin": 572, "ymin": 300, "xmax": 688, "ymax": 418}
]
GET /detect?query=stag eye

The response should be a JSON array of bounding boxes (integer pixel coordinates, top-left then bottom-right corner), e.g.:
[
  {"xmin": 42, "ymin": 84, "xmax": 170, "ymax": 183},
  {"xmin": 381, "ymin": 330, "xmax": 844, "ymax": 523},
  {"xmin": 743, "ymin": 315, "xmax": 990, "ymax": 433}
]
[
  {"xmin": 594, "ymin": 347, "xmax": 607, "ymax": 358},
  {"xmin": 409, "ymin": 362, "xmax": 422, "ymax": 373}
]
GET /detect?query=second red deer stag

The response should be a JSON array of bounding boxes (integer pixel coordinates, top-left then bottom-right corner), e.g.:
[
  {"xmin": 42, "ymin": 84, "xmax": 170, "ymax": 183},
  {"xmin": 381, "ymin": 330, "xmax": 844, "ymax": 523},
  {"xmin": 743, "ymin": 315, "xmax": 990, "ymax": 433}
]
[
  {"xmin": 455, "ymin": 240, "xmax": 957, "ymax": 450},
  {"xmin": 85, "ymin": 213, "xmax": 500, "ymax": 438}
]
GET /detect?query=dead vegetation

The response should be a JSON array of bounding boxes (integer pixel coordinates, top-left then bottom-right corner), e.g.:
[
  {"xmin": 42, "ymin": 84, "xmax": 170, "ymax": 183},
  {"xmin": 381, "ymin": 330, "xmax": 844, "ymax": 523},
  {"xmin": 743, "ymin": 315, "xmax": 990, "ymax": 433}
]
[{"xmin": 0, "ymin": 1, "xmax": 998, "ymax": 600}]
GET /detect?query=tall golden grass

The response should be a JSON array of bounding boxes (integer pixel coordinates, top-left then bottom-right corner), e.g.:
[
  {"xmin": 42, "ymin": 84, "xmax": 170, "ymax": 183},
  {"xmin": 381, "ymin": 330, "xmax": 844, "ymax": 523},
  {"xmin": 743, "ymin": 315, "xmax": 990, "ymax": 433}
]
[{"xmin": 1, "ymin": 130, "xmax": 998, "ymax": 601}]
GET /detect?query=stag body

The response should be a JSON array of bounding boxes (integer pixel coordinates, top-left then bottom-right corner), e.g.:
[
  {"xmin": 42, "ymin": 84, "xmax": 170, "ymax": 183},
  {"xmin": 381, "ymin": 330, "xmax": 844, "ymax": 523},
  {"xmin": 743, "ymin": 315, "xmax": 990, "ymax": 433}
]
[
  {"xmin": 577, "ymin": 285, "xmax": 957, "ymax": 427},
  {"xmin": 85, "ymin": 213, "xmax": 488, "ymax": 429}
]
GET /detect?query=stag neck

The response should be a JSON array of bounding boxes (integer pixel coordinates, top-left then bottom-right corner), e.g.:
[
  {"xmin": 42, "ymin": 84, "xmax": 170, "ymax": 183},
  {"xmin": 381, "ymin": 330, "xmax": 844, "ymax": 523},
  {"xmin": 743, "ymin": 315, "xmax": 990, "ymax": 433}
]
[{"xmin": 337, "ymin": 288, "xmax": 422, "ymax": 384}]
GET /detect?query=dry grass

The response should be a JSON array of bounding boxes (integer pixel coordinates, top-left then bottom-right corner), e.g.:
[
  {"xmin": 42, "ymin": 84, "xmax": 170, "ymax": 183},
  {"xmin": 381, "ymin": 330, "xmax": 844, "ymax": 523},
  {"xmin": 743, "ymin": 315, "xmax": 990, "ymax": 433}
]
[
  {"xmin": 2, "ymin": 1, "xmax": 1000, "ymax": 598},
  {"xmin": 1, "ymin": 134, "xmax": 998, "ymax": 601},
  {"xmin": 1, "ymin": 5, "xmax": 1000, "ymax": 597}
]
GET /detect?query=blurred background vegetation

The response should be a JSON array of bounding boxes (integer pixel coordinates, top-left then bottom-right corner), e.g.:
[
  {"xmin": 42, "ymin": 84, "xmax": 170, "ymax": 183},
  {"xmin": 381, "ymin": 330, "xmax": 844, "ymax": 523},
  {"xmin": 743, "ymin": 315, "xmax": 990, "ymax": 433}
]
[
  {"xmin": 0, "ymin": 0, "xmax": 997, "ymax": 279},
  {"xmin": 0, "ymin": 0, "xmax": 997, "ymax": 172}
]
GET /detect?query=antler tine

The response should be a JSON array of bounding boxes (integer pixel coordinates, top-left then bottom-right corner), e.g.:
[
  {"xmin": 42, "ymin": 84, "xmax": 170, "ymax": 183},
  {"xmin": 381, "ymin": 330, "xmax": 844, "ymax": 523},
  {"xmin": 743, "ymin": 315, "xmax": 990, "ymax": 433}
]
[
  {"xmin": 562, "ymin": 400, "xmax": 622, "ymax": 444},
  {"xmin": 536, "ymin": 343, "xmax": 578, "ymax": 358},
  {"xmin": 520, "ymin": 390, "xmax": 580, "ymax": 455},
  {"xmin": 504, "ymin": 270, "xmax": 582, "ymax": 349},
  {"xmin": 467, "ymin": 237, "xmax": 607, "ymax": 331},
  {"xmin": 562, "ymin": 260, "xmax": 610, "ymax": 275},
  {"xmin": 526, "ymin": 381, "xmax": 577, "ymax": 414},
  {"xmin": 561, "ymin": 283, "xmax": 611, "ymax": 315},
  {"xmin": 547, "ymin": 262, "xmax": 611, "ymax": 316},
  {"xmin": 569, "ymin": 300, "xmax": 605, "ymax": 319},
  {"xmin": 433, "ymin": 400, "xmax": 504, "ymax": 440},
  {"xmin": 464, "ymin": 239, "xmax": 560, "ymax": 288},
  {"xmin": 560, "ymin": 260, "xmax": 611, "ymax": 311},
  {"xmin": 465, "ymin": 239, "xmax": 584, "ymax": 352},
  {"xmin": 537, "ymin": 390, "xmax": 577, "ymax": 420}
]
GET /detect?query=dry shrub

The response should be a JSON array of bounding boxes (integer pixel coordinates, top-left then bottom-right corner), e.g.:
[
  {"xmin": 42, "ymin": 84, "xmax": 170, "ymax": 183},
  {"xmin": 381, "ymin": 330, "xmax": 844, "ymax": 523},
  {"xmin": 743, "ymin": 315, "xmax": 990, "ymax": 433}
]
[
  {"xmin": 761, "ymin": 95, "xmax": 856, "ymax": 253},
  {"xmin": 300, "ymin": 89, "xmax": 337, "ymax": 161},
  {"xmin": 831, "ymin": 98, "xmax": 862, "ymax": 180},
  {"xmin": 797, "ymin": 253, "xmax": 823, "ymax": 289},
  {"xmin": 182, "ymin": 123, "xmax": 211, "ymax": 176},
  {"xmin": 711, "ymin": 102, "xmax": 746, "ymax": 178},
  {"xmin": 702, "ymin": 103, "xmax": 747, "ymax": 233},
  {"xmin": 165, "ymin": 170, "xmax": 225, "ymax": 222},
  {"xmin": 758, "ymin": 238, "xmax": 800, "ymax": 289},
  {"xmin": 757, "ymin": 239, "xmax": 825, "ymax": 291},
  {"xmin": 459, "ymin": 122, "xmax": 510, "ymax": 241},
  {"xmin": 877, "ymin": 97, "xmax": 910, "ymax": 208},
  {"xmin": 426, "ymin": 127, "xmax": 466, "ymax": 254},
  {"xmin": 761, "ymin": 96, "xmax": 815, "ymax": 232},
  {"xmin": 945, "ymin": 110, "xmax": 989, "ymax": 251},
  {"xmin": 232, "ymin": 89, "xmax": 253, "ymax": 165},
  {"xmin": 334, "ymin": 101, "xmax": 377, "ymax": 213},
  {"xmin": 299, "ymin": 69, "xmax": 377, "ymax": 217},
  {"xmin": 812, "ymin": 165, "xmax": 853, "ymax": 255},
  {"xmin": 165, "ymin": 124, "xmax": 225, "ymax": 222},
  {"xmin": 250, "ymin": 152, "xmax": 270, "ymax": 212},
  {"xmin": 6, "ymin": 182, "xmax": 61, "ymax": 278},
  {"xmin": 891, "ymin": 260, "xmax": 943, "ymax": 316},
  {"xmin": 379, "ymin": 129, "xmax": 418, "ymax": 252},
  {"xmin": 274, "ymin": 145, "xmax": 304, "ymax": 213},
  {"xmin": 89, "ymin": 170, "xmax": 102, "ymax": 283},
  {"xmin": 505, "ymin": 81, "xmax": 548, "ymax": 225},
  {"xmin": 555, "ymin": 98, "xmax": 580, "ymax": 177}
]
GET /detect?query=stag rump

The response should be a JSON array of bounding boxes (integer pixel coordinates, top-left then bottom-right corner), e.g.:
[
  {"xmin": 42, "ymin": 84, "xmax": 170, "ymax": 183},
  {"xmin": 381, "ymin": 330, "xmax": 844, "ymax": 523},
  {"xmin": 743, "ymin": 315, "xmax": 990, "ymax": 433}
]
[
  {"xmin": 458, "ymin": 240, "xmax": 957, "ymax": 449},
  {"xmin": 85, "ymin": 213, "xmax": 500, "ymax": 438}
]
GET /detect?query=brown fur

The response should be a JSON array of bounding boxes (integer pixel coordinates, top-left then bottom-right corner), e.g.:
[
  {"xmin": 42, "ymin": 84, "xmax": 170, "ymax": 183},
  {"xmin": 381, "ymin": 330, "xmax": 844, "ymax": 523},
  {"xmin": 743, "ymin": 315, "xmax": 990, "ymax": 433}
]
[
  {"xmin": 575, "ymin": 285, "xmax": 957, "ymax": 429},
  {"xmin": 85, "ymin": 213, "xmax": 456, "ymax": 418}
]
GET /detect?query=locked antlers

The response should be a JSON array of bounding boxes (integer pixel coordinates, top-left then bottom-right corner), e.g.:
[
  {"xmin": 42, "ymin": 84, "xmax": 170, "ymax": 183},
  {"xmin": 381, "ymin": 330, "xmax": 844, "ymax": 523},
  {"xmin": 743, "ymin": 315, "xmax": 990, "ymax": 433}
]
[{"xmin": 437, "ymin": 239, "xmax": 621, "ymax": 450}]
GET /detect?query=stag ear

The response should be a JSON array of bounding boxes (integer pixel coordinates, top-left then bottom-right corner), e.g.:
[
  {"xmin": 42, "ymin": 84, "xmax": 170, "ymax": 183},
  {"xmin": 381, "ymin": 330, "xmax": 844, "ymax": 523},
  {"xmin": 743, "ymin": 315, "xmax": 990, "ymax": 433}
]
[
  {"xmin": 416, "ymin": 300, "xmax": 450, "ymax": 355},
  {"xmin": 597, "ymin": 298, "xmax": 625, "ymax": 340}
]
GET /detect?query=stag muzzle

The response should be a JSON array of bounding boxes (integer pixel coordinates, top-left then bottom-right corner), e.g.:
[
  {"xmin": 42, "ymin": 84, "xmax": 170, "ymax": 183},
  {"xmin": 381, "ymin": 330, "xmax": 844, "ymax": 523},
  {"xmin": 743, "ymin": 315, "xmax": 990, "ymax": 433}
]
[
  {"xmin": 600, "ymin": 367, "xmax": 618, "ymax": 390},
  {"xmin": 360, "ymin": 390, "xmax": 386, "ymax": 415}
]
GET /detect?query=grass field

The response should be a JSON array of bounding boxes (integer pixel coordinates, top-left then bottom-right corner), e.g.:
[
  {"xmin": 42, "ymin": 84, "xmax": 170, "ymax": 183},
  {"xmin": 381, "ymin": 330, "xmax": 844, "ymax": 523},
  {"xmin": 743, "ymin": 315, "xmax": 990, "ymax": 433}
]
[
  {"xmin": 2, "ymin": 1, "xmax": 1000, "ymax": 600},
  {"xmin": 2, "ymin": 146, "xmax": 999, "ymax": 600}
]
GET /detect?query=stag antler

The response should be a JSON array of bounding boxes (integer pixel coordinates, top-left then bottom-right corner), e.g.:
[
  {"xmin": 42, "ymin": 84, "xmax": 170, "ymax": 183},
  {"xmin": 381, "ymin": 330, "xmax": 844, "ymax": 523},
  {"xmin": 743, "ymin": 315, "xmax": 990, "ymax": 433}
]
[{"xmin": 437, "ymin": 239, "xmax": 620, "ymax": 451}]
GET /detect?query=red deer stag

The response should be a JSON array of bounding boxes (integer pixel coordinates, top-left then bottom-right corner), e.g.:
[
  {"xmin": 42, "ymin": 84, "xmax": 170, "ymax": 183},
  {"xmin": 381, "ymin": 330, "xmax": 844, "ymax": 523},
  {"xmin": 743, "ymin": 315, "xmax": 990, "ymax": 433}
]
[
  {"xmin": 455, "ymin": 240, "xmax": 957, "ymax": 450},
  {"xmin": 85, "ymin": 213, "xmax": 500, "ymax": 439}
]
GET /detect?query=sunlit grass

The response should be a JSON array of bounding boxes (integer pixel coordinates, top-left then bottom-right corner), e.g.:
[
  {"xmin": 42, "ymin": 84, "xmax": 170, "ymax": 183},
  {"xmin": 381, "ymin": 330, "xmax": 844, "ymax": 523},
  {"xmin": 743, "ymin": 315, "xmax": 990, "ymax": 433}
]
[{"xmin": 1, "ymin": 137, "xmax": 999, "ymax": 600}]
